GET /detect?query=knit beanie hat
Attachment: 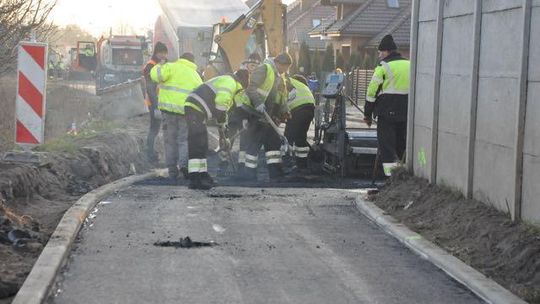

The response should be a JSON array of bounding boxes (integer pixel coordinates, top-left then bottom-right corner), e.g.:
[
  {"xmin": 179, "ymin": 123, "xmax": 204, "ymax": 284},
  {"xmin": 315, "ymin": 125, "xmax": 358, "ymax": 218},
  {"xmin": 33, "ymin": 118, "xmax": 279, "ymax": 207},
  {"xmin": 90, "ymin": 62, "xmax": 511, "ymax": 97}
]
[
  {"xmin": 378, "ymin": 35, "xmax": 397, "ymax": 51},
  {"xmin": 274, "ymin": 52, "xmax": 293, "ymax": 65},
  {"xmin": 154, "ymin": 42, "xmax": 168, "ymax": 54}
]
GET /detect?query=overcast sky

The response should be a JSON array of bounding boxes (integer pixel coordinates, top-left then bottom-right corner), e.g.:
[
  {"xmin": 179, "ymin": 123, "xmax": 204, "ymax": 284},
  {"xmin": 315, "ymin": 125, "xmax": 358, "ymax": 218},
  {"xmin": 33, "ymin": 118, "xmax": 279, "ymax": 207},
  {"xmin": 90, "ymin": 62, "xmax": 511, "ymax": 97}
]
[{"xmin": 49, "ymin": 0, "xmax": 295, "ymax": 37}]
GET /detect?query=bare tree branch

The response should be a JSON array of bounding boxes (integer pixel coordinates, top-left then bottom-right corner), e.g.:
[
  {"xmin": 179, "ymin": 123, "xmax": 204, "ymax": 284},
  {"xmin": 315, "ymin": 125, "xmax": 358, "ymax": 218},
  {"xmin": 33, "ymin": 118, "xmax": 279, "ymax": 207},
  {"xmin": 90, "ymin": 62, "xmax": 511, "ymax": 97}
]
[{"xmin": 0, "ymin": 0, "xmax": 57, "ymax": 74}]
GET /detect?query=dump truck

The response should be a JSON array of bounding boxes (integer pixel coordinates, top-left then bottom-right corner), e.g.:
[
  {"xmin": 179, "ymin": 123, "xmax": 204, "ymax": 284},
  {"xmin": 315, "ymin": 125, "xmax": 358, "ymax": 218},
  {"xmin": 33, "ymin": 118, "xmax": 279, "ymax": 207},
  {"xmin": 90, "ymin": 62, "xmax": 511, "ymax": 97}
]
[
  {"xmin": 94, "ymin": 35, "xmax": 148, "ymax": 94},
  {"xmin": 154, "ymin": 0, "xmax": 248, "ymax": 70},
  {"xmin": 68, "ymin": 41, "xmax": 97, "ymax": 81}
]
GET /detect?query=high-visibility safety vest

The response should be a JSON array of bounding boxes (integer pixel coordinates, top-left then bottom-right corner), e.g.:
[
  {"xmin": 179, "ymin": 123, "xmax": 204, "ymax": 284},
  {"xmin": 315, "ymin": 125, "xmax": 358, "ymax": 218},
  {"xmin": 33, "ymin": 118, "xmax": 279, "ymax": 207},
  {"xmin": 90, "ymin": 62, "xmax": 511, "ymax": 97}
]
[
  {"xmin": 288, "ymin": 78, "xmax": 315, "ymax": 111},
  {"xmin": 186, "ymin": 75, "xmax": 244, "ymax": 119},
  {"xmin": 150, "ymin": 58, "xmax": 202, "ymax": 115},
  {"xmin": 256, "ymin": 62, "xmax": 288, "ymax": 107},
  {"xmin": 366, "ymin": 59, "xmax": 410, "ymax": 102}
]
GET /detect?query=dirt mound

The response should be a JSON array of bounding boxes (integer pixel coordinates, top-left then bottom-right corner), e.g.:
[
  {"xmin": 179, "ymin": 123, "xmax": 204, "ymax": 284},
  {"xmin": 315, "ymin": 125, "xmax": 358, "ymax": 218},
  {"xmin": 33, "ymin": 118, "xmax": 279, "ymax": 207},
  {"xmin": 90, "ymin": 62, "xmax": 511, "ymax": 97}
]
[
  {"xmin": 0, "ymin": 130, "xmax": 152, "ymax": 301},
  {"xmin": 372, "ymin": 170, "xmax": 540, "ymax": 303}
]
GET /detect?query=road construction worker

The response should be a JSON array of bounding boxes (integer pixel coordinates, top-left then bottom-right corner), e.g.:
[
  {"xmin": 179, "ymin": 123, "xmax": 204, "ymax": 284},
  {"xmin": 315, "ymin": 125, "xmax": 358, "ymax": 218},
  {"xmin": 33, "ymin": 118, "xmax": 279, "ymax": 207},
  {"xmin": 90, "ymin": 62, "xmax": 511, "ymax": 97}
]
[
  {"xmin": 185, "ymin": 70, "xmax": 250, "ymax": 189},
  {"xmin": 243, "ymin": 53, "xmax": 292, "ymax": 181},
  {"xmin": 82, "ymin": 45, "xmax": 94, "ymax": 57},
  {"xmin": 142, "ymin": 42, "xmax": 168, "ymax": 163},
  {"xmin": 364, "ymin": 35, "xmax": 410, "ymax": 177},
  {"xmin": 151, "ymin": 52, "xmax": 203, "ymax": 182},
  {"xmin": 226, "ymin": 53, "xmax": 262, "ymax": 175},
  {"xmin": 284, "ymin": 74, "xmax": 315, "ymax": 172}
]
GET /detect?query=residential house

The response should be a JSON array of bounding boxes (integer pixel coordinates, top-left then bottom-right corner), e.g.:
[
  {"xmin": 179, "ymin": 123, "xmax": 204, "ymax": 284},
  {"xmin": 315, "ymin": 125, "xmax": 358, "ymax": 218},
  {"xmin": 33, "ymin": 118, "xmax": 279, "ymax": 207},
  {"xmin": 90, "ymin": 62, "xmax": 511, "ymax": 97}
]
[
  {"xmin": 287, "ymin": 0, "xmax": 336, "ymax": 53},
  {"xmin": 309, "ymin": 0, "xmax": 411, "ymax": 63}
]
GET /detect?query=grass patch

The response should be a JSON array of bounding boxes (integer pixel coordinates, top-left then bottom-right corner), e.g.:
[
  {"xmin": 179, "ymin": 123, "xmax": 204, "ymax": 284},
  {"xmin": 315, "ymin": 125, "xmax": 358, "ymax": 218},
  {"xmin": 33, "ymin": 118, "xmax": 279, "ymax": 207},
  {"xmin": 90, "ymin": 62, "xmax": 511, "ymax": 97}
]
[{"xmin": 34, "ymin": 120, "xmax": 120, "ymax": 154}]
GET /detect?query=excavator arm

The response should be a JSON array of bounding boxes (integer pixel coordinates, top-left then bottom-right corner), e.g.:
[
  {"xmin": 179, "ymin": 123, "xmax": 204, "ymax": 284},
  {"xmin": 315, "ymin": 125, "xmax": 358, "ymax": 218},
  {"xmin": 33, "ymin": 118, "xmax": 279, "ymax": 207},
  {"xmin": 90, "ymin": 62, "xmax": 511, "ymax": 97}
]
[{"xmin": 204, "ymin": 0, "xmax": 286, "ymax": 79}]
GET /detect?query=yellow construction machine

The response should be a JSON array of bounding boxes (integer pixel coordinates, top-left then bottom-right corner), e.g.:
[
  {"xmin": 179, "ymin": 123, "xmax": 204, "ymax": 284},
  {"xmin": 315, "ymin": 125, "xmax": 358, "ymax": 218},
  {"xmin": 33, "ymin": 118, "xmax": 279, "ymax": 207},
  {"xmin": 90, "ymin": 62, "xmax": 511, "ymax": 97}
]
[{"xmin": 203, "ymin": 0, "xmax": 287, "ymax": 79}]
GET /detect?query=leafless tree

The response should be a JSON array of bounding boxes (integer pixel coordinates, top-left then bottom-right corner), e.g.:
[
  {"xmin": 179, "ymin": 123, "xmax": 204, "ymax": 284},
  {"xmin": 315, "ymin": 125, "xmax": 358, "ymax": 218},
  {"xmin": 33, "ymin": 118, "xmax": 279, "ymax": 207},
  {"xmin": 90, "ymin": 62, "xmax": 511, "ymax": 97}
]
[{"xmin": 0, "ymin": 0, "xmax": 57, "ymax": 74}]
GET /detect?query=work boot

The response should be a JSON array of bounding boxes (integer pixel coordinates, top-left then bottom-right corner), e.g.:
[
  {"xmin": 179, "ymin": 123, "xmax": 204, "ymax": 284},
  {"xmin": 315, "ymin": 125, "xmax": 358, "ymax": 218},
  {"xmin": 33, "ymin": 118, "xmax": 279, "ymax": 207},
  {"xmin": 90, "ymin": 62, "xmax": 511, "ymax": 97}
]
[
  {"xmin": 168, "ymin": 167, "xmax": 178, "ymax": 183},
  {"xmin": 268, "ymin": 164, "xmax": 285, "ymax": 182},
  {"xmin": 188, "ymin": 173, "xmax": 201, "ymax": 189},
  {"xmin": 189, "ymin": 173, "xmax": 213, "ymax": 190},
  {"xmin": 200, "ymin": 173, "xmax": 216, "ymax": 189}
]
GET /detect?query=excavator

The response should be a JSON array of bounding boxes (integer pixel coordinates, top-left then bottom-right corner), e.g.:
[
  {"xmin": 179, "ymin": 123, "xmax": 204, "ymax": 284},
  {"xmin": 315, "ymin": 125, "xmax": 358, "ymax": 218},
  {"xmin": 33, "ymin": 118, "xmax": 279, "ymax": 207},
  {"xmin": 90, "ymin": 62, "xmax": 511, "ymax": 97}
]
[{"xmin": 203, "ymin": 0, "xmax": 287, "ymax": 79}]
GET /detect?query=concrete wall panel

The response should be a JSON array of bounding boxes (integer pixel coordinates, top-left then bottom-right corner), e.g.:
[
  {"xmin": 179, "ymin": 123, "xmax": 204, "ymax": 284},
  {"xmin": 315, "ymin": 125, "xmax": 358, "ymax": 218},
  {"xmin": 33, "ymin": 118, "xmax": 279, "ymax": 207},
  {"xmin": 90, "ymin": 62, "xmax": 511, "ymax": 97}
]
[
  {"xmin": 475, "ymin": 77, "xmax": 519, "ymax": 148},
  {"xmin": 443, "ymin": 0, "xmax": 474, "ymax": 18},
  {"xmin": 413, "ymin": 126, "xmax": 432, "ymax": 179},
  {"xmin": 529, "ymin": 7, "xmax": 540, "ymax": 81},
  {"xmin": 522, "ymin": 154, "xmax": 540, "ymax": 225},
  {"xmin": 438, "ymin": 15, "xmax": 474, "ymax": 136},
  {"xmin": 414, "ymin": 73, "xmax": 435, "ymax": 128},
  {"xmin": 523, "ymin": 83, "xmax": 540, "ymax": 224},
  {"xmin": 482, "ymin": 0, "xmax": 522, "ymax": 13},
  {"xmin": 416, "ymin": 21, "xmax": 437, "ymax": 74},
  {"xmin": 436, "ymin": 132, "xmax": 468, "ymax": 191},
  {"xmin": 479, "ymin": 8, "xmax": 523, "ymax": 78},
  {"xmin": 473, "ymin": 141, "xmax": 515, "ymax": 214},
  {"xmin": 438, "ymin": 75, "xmax": 471, "ymax": 135},
  {"xmin": 419, "ymin": 0, "xmax": 439, "ymax": 21}
]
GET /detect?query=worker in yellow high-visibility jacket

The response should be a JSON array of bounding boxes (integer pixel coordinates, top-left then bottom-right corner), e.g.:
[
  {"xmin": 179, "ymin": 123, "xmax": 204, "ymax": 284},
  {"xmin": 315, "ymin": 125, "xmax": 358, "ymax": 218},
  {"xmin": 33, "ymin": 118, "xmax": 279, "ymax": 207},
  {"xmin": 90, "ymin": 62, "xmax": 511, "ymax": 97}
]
[
  {"xmin": 364, "ymin": 35, "xmax": 410, "ymax": 177},
  {"xmin": 243, "ymin": 53, "xmax": 292, "ymax": 181},
  {"xmin": 151, "ymin": 52, "xmax": 203, "ymax": 182}
]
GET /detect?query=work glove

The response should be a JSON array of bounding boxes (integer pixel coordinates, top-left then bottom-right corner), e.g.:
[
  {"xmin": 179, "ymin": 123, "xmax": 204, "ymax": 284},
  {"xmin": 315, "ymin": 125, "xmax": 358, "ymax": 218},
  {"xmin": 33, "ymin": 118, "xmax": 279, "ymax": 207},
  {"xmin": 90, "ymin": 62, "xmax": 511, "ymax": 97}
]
[{"xmin": 256, "ymin": 103, "xmax": 266, "ymax": 114}]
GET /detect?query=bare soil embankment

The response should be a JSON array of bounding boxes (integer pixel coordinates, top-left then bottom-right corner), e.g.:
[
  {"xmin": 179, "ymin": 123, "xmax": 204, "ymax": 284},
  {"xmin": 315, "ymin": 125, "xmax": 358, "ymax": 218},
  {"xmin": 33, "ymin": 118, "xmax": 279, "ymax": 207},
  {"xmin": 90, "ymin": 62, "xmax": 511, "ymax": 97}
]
[
  {"xmin": 371, "ymin": 170, "xmax": 540, "ymax": 303},
  {"xmin": 0, "ymin": 78, "xmax": 156, "ymax": 302}
]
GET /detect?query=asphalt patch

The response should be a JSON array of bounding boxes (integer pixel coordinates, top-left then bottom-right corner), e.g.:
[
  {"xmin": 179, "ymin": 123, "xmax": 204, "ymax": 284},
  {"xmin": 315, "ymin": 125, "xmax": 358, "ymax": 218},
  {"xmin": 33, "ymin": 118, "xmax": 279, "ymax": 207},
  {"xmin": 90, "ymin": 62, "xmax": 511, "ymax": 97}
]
[{"xmin": 153, "ymin": 237, "xmax": 216, "ymax": 249}]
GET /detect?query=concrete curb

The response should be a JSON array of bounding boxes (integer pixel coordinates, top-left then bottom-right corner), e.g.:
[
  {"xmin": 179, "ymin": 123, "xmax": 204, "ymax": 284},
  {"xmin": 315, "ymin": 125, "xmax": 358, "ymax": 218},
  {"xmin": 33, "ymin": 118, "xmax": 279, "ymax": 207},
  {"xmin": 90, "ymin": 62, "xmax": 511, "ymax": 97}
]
[
  {"xmin": 354, "ymin": 197, "xmax": 527, "ymax": 304},
  {"xmin": 12, "ymin": 170, "xmax": 163, "ymax": 304}
]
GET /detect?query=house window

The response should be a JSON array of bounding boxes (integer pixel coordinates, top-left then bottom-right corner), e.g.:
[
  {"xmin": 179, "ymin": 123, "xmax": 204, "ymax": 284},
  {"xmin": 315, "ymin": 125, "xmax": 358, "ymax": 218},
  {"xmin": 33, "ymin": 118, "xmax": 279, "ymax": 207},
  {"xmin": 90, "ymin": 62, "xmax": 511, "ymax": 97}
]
[
  {"xmin": 386, "ymin": 0, "xmax": 399, "ymax": 8},
  {"xmin": 312, "ymin": 19, "xmax": 321, "ymax": 28}
]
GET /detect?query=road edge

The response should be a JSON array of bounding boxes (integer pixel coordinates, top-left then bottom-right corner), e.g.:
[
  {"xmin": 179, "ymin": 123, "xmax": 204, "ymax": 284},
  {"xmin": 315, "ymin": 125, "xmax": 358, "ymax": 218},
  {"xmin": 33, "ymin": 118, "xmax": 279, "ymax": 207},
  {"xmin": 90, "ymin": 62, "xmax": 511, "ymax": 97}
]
[
  {"xmin": 12, "ymin": 170, "xmax": 163, "ymax": 304},
  {"xmin": 354, "ymin": 196, "xmax": 527, "ymax": 304}
]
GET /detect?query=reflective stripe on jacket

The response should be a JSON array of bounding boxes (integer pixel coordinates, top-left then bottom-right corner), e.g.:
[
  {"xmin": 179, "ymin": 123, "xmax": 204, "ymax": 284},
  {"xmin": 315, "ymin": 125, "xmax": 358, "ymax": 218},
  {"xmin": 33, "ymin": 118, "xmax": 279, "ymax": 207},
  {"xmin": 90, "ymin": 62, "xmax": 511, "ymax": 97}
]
[
  {"xmin": 185, "ymin": 75, "xmax": 243, "ymax": 121},
  {"xmin": 288, "ymin": 78, "xmax": 315, "ymax": 111},
  {"xmin": 366, "ymin": 56, "xmax": 410, "ymax": 102}
]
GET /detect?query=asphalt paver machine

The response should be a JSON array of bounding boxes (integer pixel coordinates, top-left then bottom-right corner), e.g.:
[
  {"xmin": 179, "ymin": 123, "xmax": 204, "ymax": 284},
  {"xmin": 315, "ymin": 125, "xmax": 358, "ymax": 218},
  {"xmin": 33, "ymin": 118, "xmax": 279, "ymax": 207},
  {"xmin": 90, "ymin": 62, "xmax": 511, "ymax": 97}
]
[{"xmin": 313, "ymin": 73, "xmax": 380, "ymax": 178}]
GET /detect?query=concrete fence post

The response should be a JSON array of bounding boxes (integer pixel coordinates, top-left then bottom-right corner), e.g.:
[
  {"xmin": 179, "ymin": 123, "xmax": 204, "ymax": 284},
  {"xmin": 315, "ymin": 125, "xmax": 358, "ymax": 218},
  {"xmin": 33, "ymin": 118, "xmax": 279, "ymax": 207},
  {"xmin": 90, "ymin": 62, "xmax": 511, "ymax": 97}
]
[
  {"xmin": 429, "ymin": 0, "xmax": 445, "ymax": 184},
  {"xmin": 406, "ymin": 0, "xmax": 420, "ymax": 172},
  {"xmin": 466, "ymin": 0, "xmax": 483, "ymax": 199},
  {"xmin": 513, "ymin": 0, "xmax": 532, "ymax": 221}
]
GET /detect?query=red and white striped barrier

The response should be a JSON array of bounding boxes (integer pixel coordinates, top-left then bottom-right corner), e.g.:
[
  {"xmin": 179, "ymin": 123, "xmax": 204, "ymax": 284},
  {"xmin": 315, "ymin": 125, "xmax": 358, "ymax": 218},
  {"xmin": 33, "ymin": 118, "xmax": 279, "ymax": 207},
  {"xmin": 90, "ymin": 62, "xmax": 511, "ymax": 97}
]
[{"xmin": 15, "ymin": 42, "xmax": 48, "ymax": 146}]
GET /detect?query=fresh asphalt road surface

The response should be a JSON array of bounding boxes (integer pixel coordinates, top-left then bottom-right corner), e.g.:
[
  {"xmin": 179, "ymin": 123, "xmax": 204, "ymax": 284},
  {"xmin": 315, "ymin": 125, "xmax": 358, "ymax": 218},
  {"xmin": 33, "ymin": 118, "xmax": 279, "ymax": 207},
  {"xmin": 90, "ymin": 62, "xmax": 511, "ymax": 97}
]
[{"xmin": 51, "ymin": 185, "xmax": 483, "ymax": 304}]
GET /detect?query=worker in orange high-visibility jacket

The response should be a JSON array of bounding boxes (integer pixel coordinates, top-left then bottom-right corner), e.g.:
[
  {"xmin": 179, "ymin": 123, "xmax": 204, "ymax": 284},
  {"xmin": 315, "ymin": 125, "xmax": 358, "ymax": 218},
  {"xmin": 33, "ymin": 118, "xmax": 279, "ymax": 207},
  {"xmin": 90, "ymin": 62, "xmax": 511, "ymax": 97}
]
[{"xmin": 142, "ymin": 42, "xmax": 168, "ymax": 163}]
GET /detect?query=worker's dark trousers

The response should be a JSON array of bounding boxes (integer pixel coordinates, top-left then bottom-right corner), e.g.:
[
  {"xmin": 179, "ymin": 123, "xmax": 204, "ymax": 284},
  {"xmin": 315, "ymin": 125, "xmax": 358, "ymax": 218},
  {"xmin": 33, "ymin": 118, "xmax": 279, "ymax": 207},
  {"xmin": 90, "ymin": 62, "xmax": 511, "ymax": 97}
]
[
  {"xmin": 228, "ymin": 108, "xmax": 252, "ymax": 169},
  {"xmin": 186, "ymin": 108, "xmax": 208, "ymax": 177},
  {"xmin": 146, "ymin": 107, "xmax": 161, "ymax": 161},
  {"xmin": 245, "ymin": 120, "xmax": 283, "ymax": 179},
  {"xmin": 284, "ymin": 104, "xmax": 315, "ymax": 169},
  {"xmin": 377, "ymin": 116, "xmax": 407, "ymax": 176}
]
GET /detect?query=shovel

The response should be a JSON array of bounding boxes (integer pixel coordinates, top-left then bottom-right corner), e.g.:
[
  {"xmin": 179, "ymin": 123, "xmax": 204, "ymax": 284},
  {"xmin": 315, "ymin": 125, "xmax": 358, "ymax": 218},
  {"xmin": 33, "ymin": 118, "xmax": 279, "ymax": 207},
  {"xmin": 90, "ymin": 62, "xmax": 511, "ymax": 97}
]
[{"xmin": 262, "ymin": 111, "xmax": 290, "ymax": 155}]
